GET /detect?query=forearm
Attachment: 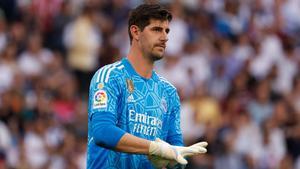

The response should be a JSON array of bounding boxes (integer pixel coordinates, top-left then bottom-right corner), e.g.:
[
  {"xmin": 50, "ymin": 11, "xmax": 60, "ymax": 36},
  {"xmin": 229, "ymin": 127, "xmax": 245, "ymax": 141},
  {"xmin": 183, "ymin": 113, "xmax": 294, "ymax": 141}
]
[
  {"xmin": 92, "ymin": 112, "xmax": 151, "ymax": 154},
  {"xmin": 115, "ymin": 133, "xmax": 151, "ymax": 154}
]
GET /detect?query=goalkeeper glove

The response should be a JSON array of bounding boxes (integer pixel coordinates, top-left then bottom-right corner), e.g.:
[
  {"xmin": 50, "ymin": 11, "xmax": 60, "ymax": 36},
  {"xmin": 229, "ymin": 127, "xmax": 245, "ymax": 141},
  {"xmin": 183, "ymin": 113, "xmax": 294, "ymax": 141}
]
[{"xmin": 148, "ymin": 138, "xmax": 208, "ymax": 166}]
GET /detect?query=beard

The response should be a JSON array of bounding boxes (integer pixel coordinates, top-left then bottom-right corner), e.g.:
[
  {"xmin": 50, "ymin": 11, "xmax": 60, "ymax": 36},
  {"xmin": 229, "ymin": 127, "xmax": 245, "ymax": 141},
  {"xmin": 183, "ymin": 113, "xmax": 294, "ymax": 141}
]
[
  {"xmin": 149, "ymin": 46, "xmax": 165, "ymax": 61},
  {"xmin": 150, "ymin": 52, "xmax": 164, "ymax": 61},
  {"xmin": 141, "ymin": 43, "xmax": 165, "ymax": 62}
]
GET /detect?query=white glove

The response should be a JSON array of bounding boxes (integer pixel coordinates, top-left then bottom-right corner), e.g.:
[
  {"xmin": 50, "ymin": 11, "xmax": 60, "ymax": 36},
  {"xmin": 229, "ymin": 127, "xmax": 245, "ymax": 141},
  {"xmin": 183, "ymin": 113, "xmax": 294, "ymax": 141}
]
[{"xmin": 149, "ymin": 138, "xmax": 208, "ymax": 167}]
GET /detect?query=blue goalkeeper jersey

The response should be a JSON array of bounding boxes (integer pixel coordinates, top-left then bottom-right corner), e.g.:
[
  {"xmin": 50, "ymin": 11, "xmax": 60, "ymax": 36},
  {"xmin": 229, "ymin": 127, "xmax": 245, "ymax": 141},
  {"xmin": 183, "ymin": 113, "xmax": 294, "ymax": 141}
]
[{"xmin": 87, "ymin": 58, "xmax": 183, "ymax": 169}]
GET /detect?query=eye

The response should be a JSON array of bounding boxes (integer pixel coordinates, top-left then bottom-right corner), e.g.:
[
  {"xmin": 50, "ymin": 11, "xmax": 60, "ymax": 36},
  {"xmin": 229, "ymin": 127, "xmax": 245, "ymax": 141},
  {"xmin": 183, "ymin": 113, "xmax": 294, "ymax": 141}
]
[
  {"xmin": 165, "ymin": 28, "xmax": 170, "ymax": 34},
  {"xmin": 153, "ymin": 27, "xmax": 161, "ymax": 32}
]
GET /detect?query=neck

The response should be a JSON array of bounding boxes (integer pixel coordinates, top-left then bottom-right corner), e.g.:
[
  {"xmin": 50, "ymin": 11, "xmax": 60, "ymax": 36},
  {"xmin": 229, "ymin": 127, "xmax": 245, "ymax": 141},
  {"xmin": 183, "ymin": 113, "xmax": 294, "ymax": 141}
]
[{"xmin": 127, "ymin": 47, "xmax": 154, "ymax": 79}]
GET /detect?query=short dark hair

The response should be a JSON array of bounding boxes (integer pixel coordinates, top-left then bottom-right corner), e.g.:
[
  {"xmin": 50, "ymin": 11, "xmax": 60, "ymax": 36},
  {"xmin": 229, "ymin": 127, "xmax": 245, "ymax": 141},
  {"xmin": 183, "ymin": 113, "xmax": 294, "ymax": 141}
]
[{"xmin": 128, "ymin": 3, "xmax": 172, "ymax": 43}]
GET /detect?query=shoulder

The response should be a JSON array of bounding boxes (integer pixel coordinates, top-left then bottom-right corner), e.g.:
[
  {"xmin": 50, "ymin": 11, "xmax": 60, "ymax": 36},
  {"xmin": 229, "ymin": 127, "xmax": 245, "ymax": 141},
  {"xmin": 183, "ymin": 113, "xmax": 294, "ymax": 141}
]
[
  {"xmin": 92, "ymin": 61, "xmax": 125, "ymax": 84},
  {"xmin": 156, "ymin": 74, "xmax": 181, "ymax": 108},
  {"xmin": 156, "ymin": 73, "xmax": 177, "ymax": 94}
]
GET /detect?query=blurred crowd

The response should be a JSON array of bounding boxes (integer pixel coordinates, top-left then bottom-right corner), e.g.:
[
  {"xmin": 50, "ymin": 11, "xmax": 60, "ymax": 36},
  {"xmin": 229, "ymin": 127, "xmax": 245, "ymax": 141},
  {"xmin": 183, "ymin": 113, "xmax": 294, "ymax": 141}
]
[{"xmin": 0, "ymin": 0, "xmax": 299, "ymax": 169}]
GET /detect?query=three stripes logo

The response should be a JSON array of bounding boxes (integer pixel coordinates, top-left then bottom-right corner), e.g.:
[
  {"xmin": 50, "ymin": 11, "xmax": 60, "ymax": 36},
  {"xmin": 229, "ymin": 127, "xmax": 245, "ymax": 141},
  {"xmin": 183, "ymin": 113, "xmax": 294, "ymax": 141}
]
[{"xmin": 96, "ymin": 61, "xmax": 124, "ymax": 83}]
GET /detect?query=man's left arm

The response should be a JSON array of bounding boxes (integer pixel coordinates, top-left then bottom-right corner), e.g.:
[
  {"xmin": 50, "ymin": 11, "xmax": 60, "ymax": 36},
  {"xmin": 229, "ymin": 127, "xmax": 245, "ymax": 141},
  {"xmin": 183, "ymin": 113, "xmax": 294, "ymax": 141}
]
[
  {"xmin": 149, "ymin": 90, "xmax": 207, "ymax": 169},
  {"xmin": 165, "ymin": 91, "xmax": 185, "ymax": 169},
  {"xmin": 165, "ymin": 91, "xmax": 207, "ymax": 169},
  {"xmin": 166, "ymin": 91, "xmax": 183, "ymax": 146}
]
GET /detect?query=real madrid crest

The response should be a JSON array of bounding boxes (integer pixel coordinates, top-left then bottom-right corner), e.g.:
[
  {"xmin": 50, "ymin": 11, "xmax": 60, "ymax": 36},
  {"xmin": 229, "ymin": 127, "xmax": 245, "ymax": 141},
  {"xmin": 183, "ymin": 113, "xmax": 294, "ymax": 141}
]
[{"xmin": 126, "ymin": 79, "xmax": 134, "ymax": 93}]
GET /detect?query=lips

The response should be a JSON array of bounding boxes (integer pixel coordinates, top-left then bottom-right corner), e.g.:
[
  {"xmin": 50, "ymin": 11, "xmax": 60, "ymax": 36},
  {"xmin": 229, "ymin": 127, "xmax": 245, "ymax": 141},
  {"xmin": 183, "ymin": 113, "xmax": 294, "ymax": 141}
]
[{"xmin": 156, "ymin": 44, "xmax": 166, "ymax": 49}]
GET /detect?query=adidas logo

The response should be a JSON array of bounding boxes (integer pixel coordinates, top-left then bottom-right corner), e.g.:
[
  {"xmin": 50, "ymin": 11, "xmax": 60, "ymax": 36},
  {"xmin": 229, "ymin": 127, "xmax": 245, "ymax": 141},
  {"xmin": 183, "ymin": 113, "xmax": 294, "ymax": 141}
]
[{"xmin": 127, "ymin": 94, "xmax": 135, "ymax": 103}]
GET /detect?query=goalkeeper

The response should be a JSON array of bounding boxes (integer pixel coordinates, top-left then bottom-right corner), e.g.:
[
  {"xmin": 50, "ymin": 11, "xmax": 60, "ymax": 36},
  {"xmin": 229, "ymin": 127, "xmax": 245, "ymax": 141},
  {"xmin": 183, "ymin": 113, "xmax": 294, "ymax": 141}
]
[{"xmin": 87, "ymin": 3, "xmax": 207, "ymax": 169}]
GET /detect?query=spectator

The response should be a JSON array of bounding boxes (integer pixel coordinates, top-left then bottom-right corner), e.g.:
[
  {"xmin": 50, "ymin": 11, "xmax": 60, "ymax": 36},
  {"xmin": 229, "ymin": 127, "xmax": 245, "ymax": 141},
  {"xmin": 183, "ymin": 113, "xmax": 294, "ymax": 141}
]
[{"xmin": 63, "ymin": 3, "xmax": 102, "ymax": 95}]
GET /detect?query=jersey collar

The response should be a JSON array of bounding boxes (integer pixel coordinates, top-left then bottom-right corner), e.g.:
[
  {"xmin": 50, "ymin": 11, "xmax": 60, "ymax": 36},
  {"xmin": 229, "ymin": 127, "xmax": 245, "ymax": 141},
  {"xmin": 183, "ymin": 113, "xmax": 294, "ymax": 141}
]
[{"xmin": 122, "ymin": 58, "xmax": 159, "ymax": 81}]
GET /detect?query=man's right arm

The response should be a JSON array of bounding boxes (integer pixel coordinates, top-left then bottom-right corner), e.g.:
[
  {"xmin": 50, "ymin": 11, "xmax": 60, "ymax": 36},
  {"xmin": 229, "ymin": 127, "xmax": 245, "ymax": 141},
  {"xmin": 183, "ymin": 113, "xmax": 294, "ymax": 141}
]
[
  {"xmin": 89, "ymin": 68, "xmax": 151, "ymax": 154},
  {"xmin": 91, "ymin": 110, "xmax": 151, "ymax": 154}
]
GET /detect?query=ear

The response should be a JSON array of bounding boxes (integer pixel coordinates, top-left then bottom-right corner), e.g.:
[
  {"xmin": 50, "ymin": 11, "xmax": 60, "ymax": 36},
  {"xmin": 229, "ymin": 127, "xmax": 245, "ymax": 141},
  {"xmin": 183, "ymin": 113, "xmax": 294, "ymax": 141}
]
[{"xmin": 130, "ymin": 25, "xmax": 140, "ymax": 41}]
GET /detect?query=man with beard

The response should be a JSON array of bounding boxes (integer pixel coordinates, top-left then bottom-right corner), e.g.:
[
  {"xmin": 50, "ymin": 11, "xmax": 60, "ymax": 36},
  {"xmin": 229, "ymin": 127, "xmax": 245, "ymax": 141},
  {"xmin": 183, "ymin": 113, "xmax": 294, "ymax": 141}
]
[{"xmin": 87, "ymin": 3, "xmax": 207, "ymax": 169}]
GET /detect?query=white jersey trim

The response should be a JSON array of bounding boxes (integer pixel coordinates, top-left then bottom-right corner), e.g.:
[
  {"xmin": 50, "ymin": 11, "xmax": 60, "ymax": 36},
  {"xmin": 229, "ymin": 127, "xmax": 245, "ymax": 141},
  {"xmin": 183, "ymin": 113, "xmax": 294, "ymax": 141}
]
[{"xmin": 96, "ymin": 62, "xmax": 123, "ymax": 83}]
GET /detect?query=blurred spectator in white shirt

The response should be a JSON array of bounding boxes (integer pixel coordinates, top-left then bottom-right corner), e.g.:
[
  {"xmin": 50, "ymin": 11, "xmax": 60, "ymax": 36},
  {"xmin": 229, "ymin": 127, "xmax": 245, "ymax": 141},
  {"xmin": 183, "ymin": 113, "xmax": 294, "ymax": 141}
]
[
  {"xmin": 179, "ymin": 39, "xmax": 212, "ymax": 96},
  {"xmin": 233, "ymin": 111, "xmax": 262, "ymax": 167},
  {"xmin": 280, "ymin": 0, "xmax": 300, "ymax": 34},
  {"xmin": 233, "ymin": 33, "xmax": 254, "ymax": 63},
  {"xmin": 165, "ymin": 0, "xmax": 188, "ymax": 56},
  {"xmin": 18, "ymin": 32, "xmax": 53, "ymax": 78},
  {"xmin": 247, "ymin": 79, "xmax": 273, "ymax": 125},
  {"xmin": 0, "ymin": 121, "xmax": 11, "ymax": 157},
  {"xmin": 24, "ymin": 118, "xmax": 50, "ymax": 169},
  {"xmin": 257, "ymin": 117, "xmax": 286, "ymax": 169},
  {"xmin": 273, "ymin": 42, "xmax": 298, "ymax": 94},
  {"xmin": 208, "ymin": 63, "xmax": 230, "ymax": 100},
  {"xmin": 0, "ymin": 43, "xmax": 18, "ymax": 93},
  {"xmin": 250, "ymin": 30, "xmax": 283, "ymax": 79},
  {"xmin": 63, "ymin": 4, "xmax": 102, "ymax": 72}
]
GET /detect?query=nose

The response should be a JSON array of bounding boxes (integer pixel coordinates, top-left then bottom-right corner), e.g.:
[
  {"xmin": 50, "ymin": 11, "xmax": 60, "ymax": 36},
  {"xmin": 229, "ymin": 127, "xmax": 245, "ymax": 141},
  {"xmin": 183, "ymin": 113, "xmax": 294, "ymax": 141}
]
[{"xmin": 160, "ymin": 31, "xmax": 168, "ymax": 42}]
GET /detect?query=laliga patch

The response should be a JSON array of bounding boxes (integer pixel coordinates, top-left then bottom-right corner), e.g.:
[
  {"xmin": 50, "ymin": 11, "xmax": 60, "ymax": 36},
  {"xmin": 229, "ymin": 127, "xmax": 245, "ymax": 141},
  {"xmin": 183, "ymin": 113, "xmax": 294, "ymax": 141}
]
[{"xmin": 93, "ymin": 90, "xmax": 107, "ymax": 109}]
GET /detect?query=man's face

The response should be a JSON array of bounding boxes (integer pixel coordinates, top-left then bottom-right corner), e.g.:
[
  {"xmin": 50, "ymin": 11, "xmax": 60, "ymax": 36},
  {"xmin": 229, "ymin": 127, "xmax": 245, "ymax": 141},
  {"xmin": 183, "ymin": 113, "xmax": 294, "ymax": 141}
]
[{"xmin": 138, "ymin": 19, "xmax": 170, "ymax": 61}]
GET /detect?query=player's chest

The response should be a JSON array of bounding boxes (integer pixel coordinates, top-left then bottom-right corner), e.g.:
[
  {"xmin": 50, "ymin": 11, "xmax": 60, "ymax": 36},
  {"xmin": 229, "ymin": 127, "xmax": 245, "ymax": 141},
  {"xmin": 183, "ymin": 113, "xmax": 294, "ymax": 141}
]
[{"xmin": 123, "ymin": 78, "xmax": 168, "ymax": 113}]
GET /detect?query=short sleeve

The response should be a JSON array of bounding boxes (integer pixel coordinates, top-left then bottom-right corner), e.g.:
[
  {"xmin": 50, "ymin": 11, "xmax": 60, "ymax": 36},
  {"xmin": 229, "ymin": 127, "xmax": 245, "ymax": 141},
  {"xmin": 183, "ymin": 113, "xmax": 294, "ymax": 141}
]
[{"xmin": 88, "ymin": 68, "xmax": 122, "ymax": 119}]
